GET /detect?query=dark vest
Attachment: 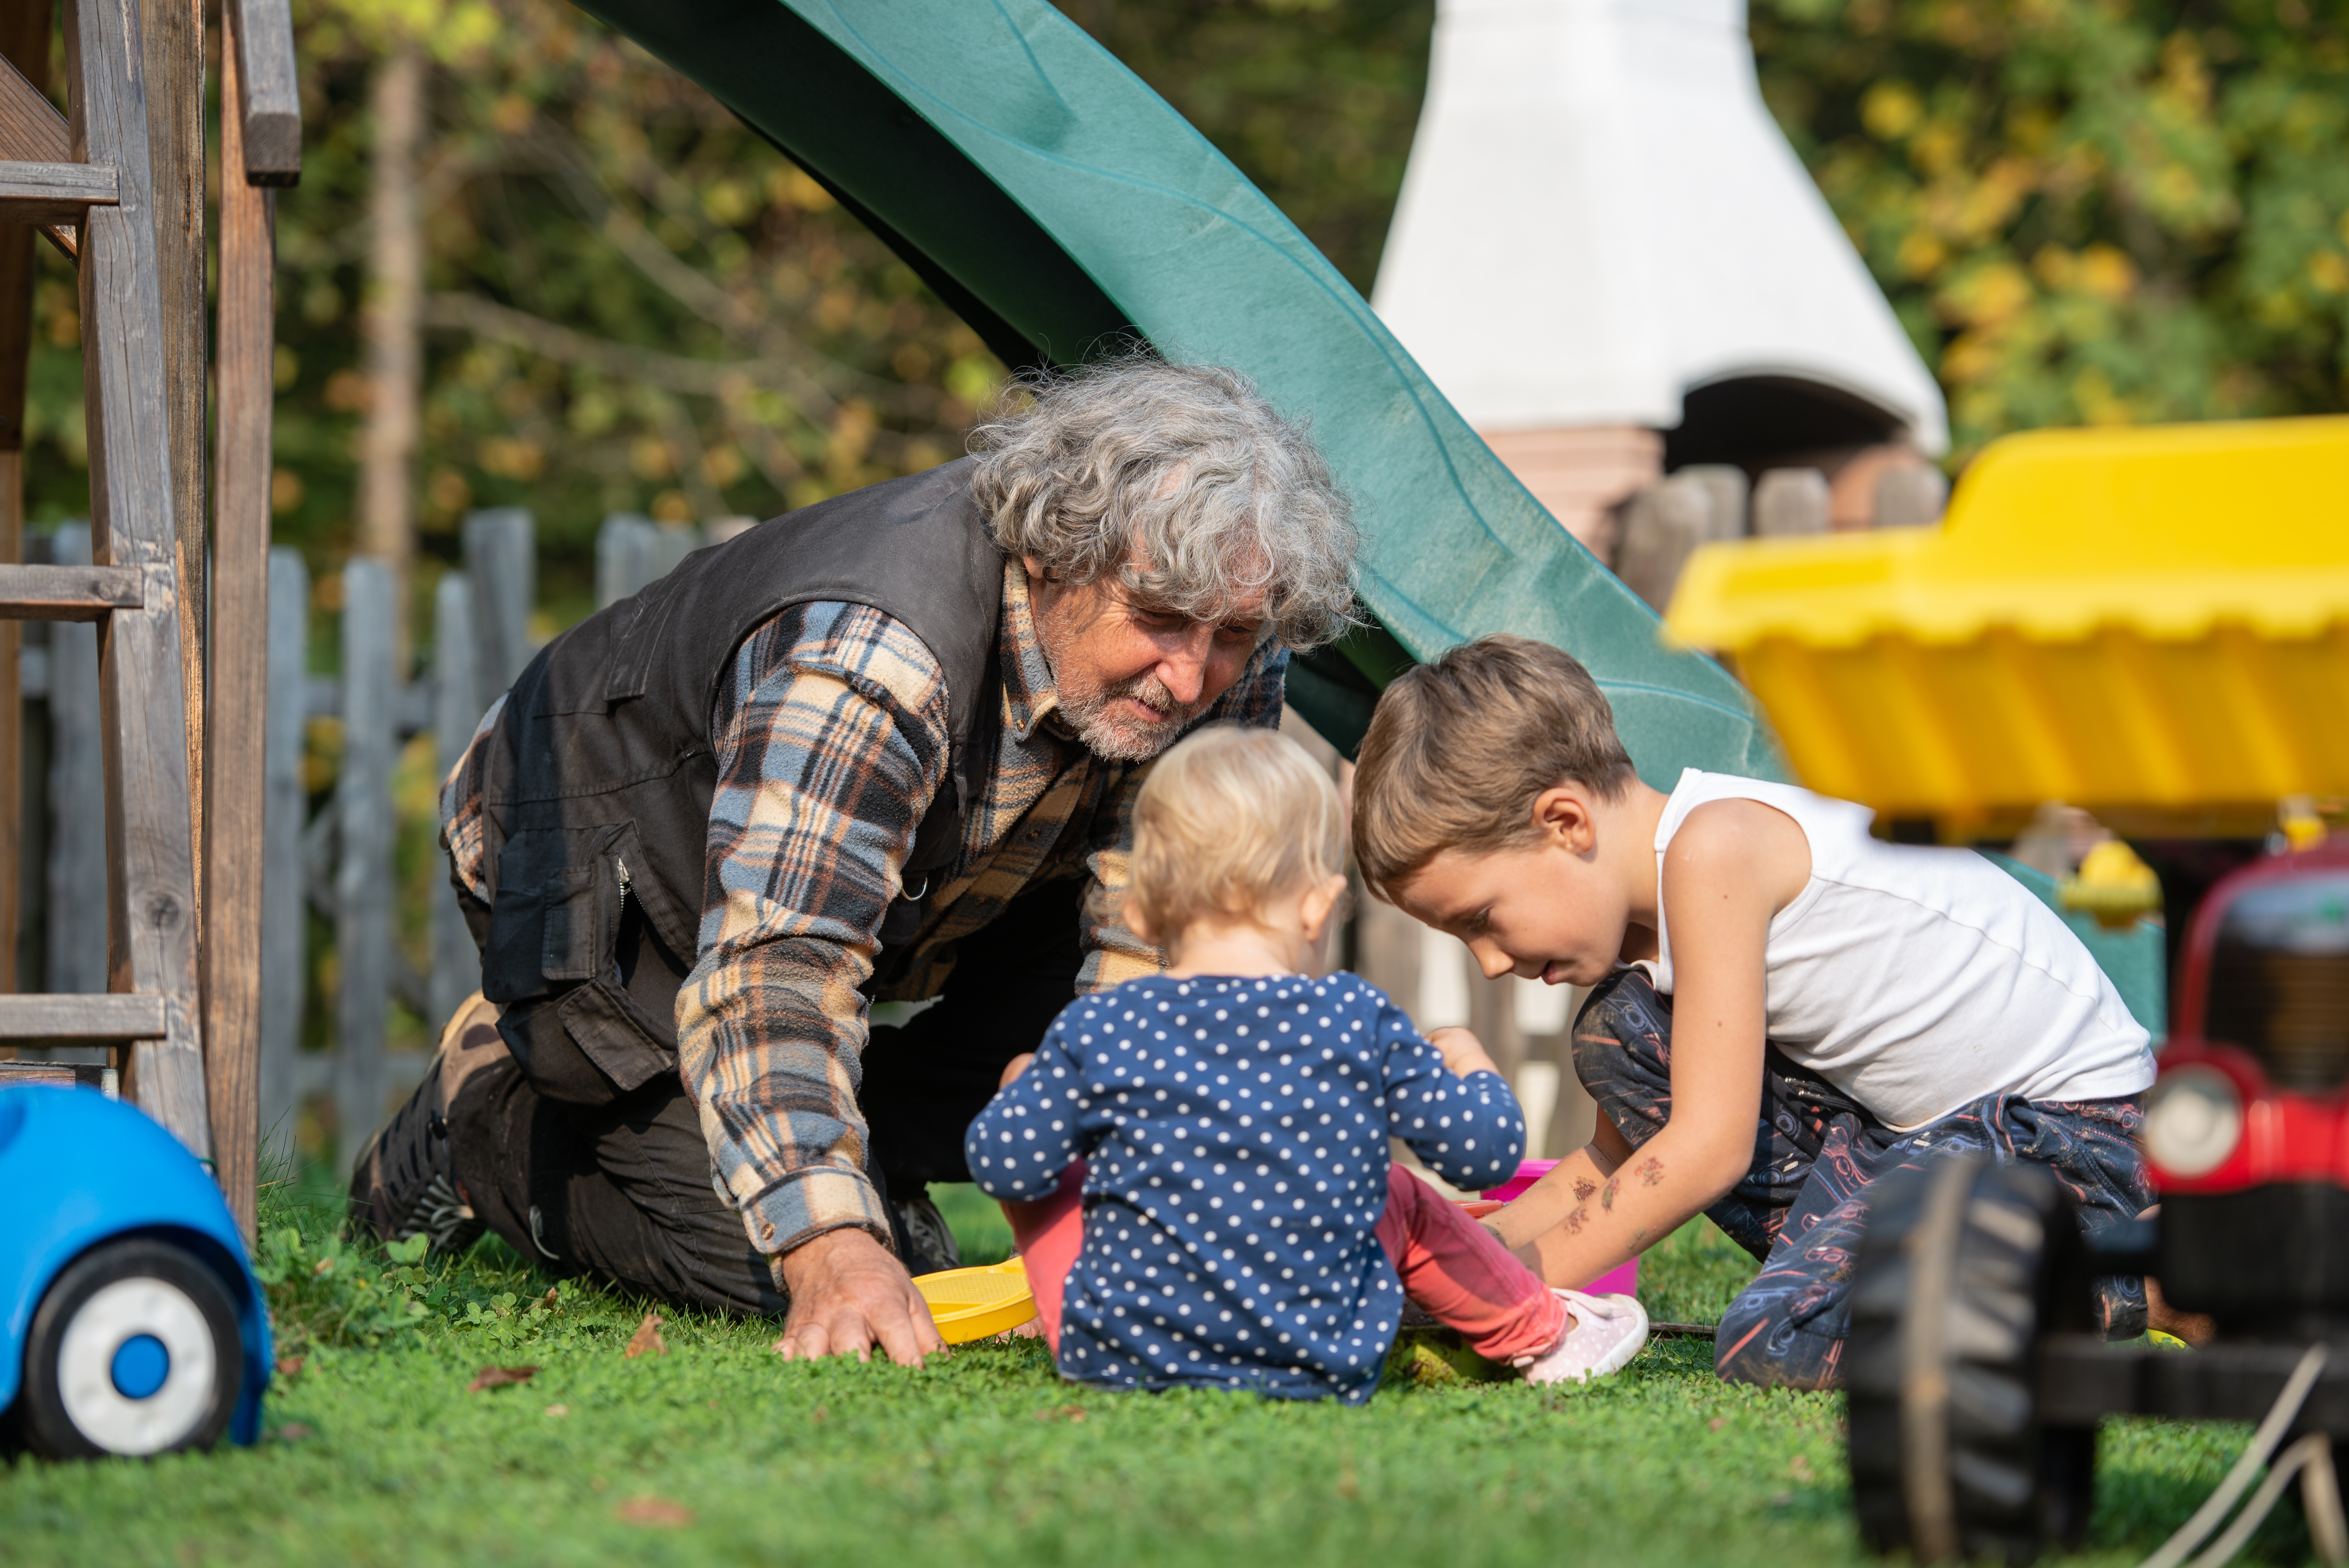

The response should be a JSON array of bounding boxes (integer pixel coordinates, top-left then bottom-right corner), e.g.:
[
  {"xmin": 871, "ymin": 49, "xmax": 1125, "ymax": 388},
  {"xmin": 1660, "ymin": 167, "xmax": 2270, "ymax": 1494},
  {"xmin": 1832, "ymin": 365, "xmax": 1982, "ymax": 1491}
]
[{"xmin": 475, "ymin": 458, "xmax": 1003, "ymax": 1105}]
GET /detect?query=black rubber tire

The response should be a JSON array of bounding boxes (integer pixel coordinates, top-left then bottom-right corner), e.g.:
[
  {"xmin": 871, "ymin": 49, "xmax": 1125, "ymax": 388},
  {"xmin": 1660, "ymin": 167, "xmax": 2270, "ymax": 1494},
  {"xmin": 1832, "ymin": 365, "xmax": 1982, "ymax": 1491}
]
[
  {"xmin": 12, "ymin": 1238, "xmax": 244, "ymax": 1460},
  {"xmin": 1847, "ymin": 1154, "xmax": 2098, "ymax": 1563}
]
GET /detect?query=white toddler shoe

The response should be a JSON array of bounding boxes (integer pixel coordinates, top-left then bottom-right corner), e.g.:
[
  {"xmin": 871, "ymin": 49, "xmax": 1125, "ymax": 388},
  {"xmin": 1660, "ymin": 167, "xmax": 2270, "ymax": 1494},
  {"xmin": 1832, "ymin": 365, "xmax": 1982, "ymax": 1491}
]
[{"xmin": 1517, "ymin": 1288, "xmax": 1650, "ymax": 1385}]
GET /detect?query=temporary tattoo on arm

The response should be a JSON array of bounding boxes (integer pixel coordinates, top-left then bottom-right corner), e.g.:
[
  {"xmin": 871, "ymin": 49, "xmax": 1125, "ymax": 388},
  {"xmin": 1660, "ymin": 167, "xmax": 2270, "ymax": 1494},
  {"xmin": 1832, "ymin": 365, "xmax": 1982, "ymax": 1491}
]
[
  {"xmin": 1637, "ymin": 1155, "xmax": 1665, "ymax": 1187},
  {"xmin": 1572, "ymin": 1178, "xmax": 1597, "ymax": 1202},
  {"xmin": 1600, "ymin": 1176, "xmax": 1620, "ymax": 1211},
  {"xmin": 1564, "ymin": 1205, "xmax": 1587, "ymax": 1235}
]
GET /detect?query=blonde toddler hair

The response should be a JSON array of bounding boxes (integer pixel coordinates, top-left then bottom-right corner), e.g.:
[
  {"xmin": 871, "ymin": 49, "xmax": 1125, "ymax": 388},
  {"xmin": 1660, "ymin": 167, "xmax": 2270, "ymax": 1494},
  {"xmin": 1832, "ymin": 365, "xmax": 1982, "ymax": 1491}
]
[{"xmin": 1128, "ymin": 723, "xmax": 1345, "ymax": 938}]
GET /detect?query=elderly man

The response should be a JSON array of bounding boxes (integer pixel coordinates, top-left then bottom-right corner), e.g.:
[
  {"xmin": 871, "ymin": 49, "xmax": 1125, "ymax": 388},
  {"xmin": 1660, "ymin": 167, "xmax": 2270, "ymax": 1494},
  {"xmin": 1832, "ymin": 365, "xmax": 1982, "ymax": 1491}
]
[{"xmin": 350, "ymin": 358, "xmax": 1359, "ymax": 1364}]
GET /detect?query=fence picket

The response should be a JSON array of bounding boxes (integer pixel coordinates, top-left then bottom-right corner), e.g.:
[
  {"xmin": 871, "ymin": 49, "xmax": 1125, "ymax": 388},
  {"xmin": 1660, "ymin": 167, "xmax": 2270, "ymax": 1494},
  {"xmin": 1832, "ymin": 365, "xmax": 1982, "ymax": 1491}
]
[
  {"xmin": 463, "ymin": 507, "xmax": 533, "ymax": 716},
  {"xmin": 594, "ymin": 512, "xmax": 655, "ymax": 611},
  {"xmin": 259, "ymin": 546, "xmax": 309, "ymax": 1146},
  {"xmin": 333, "ymin": 560, "xmax": 396, "ymax": 1162},
  {"xmin": 428, "ymin": 571, "xmax": 479, "ymax": 1032}
]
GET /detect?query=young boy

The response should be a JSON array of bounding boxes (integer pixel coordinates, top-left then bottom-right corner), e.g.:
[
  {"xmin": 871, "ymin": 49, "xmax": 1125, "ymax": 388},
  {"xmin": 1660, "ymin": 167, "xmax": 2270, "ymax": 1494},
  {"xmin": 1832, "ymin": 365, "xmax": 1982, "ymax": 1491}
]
[
  {"xmin": 1349, "ymin": 634, "xmax": 2171, "ymax": 1390},
  {"xmin": 964, "ymin": 723, "xmax": 1647, "ymax": 1402}
]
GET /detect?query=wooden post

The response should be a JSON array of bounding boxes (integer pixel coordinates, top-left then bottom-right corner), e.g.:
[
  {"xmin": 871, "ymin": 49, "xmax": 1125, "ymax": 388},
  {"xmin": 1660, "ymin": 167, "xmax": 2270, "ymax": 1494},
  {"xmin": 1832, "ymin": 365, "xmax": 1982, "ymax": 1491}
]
[
  {"xmin": 334, "ymin": 559, "xmax": 394, "ymax": 1170},
  {"xmin": 66, "ymin": 0, "xmax": 212, "ymax": 1156},
  {"xmin": 1615, "ymin": 474, "xmax": 1712, "ymax": 614},
  {"xmin": 142, "ymin": 0, "xmax": 207, "ymax": 920},
  {"xmin": 46, "ymin": 524, "xmax": 104, "ymax": 995},
  {"xmin": 224, "ymin": 0, "xmax": 301, "ymax": 186},
  {"xmin": 428, "ymin": 570, "xmax": 479, "ymax": 1032},
  {"xmin": 258, "ymin": 547, "xmax": 307, "ymax": 1152},
  {"xmin": 0, "ymin": 2, "xmax": 49, "ymax": 993},
  {"xmin": 462, "ymin": 507, "xmax": 533, "ymax": 716},
  {"xmin": 1754, "ymin": 468, "xmax": 1832, "ymax": 537},
  {"xmin": 202, "ymin": 9, "xmax": 278, "ymax": 1236}
]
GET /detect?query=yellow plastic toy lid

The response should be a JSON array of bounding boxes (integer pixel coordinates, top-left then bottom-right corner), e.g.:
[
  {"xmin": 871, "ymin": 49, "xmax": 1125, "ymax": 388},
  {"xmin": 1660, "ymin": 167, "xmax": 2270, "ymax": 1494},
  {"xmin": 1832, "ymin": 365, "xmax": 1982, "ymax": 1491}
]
[{"xmin": 913, "ymin": 1256, "xmax": 1037, "ymax": 1343}]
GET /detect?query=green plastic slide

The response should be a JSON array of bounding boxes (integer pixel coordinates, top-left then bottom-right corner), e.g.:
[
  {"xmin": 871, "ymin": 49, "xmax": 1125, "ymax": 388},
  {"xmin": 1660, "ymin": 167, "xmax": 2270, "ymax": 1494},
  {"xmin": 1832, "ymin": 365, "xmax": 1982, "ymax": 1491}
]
[
  {"xmin": 569, "ymin": 0, "xmax": 2165, "ymax": 1032},
  {"xmin": 571, "ymin": 0, "xmax": 1781, "ymax": 782}
]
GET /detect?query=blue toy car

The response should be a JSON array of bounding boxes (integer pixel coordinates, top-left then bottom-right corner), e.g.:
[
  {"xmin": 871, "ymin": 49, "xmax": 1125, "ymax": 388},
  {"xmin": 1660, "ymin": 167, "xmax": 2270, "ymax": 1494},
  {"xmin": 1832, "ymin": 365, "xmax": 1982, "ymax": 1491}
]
[{"xmin": 0, "ymin": 1084, "xmax": 269, "ymax": 1458}]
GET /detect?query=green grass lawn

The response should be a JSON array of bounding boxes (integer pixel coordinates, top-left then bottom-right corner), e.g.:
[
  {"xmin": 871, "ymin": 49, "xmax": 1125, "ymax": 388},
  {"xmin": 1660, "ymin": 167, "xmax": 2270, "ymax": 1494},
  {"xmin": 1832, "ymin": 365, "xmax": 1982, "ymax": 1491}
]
[{"xmin": 0, "ymin": 1172, "xmax": 2312, "ymax": 1567}]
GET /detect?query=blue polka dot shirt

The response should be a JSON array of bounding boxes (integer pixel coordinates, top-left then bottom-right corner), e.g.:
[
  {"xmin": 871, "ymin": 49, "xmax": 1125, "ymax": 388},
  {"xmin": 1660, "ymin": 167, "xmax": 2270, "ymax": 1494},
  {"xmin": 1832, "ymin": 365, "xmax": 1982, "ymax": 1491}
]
[{"xmin": 965, "ymin": 972, "xmax": 1526, "ymax": 1403}]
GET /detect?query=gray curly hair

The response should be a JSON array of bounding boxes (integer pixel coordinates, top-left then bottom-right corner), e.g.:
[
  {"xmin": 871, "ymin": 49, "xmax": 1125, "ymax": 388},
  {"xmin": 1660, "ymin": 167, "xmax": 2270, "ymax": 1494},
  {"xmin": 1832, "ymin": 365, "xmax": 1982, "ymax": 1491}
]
[{"xmin": 968, "ymin": 356, "xmax": 1361, "ymax": 650}]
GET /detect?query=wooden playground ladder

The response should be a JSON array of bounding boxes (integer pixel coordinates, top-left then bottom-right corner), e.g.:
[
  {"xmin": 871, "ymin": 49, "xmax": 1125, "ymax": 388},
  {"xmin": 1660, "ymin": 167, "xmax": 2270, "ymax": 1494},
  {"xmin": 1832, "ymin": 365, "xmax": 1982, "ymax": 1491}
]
[{"xmin": 0, "ymin": 0, "xmax": 296, "ymax": 1237}]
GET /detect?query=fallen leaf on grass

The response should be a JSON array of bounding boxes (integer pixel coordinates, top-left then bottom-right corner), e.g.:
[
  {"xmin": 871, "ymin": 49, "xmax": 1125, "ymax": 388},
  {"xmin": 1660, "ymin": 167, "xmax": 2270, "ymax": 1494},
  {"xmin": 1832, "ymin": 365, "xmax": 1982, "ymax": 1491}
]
[
  {"xmin": 544, "ymin": 1404, "xmax": 571, "ymax": 1419},
  {"xmin": 271, "ymin": 1423, "xmax": 314, "ymax": 1443},
  {"xmin": 625, "ymin": 1312, "xmax": 667, "ymax": 1359},
  {"xmin": 1789, "ymin": 1455, "xmax": 1815, "ymax": 1482},
  {"xmin": 274, "ymin": 1355, "xmax": 304, "ymax": 1379},
  {"xmin": 537, "ymin": 1287, "xmax": 560, "ymax": 1312},
  {"xmin": 810, "ymin": 1406, "xmax": 828, "ymax": 1423},
  {"xmin": 1034, "ymin": 1404, "xmax": 1087, "ymax": 1422},
  {"xmin": 467, "ymin": 1365, "xmax": 539, "ymax": 1392},
  {"xmin": 614, "ymin": 1496, "xmax": 694, "ymax": 1528},
  {"xmin": 1707, "ymin": 1417, "xmax": 1725, "ymax": 1432}
]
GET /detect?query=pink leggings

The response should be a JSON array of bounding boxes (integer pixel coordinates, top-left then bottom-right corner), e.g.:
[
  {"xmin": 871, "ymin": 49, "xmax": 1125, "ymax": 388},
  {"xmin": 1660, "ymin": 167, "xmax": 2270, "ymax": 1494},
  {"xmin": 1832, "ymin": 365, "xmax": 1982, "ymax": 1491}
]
[{"xmin": 1003, "ymin": 1163, "xmax": 1567, "ymax": 1365}]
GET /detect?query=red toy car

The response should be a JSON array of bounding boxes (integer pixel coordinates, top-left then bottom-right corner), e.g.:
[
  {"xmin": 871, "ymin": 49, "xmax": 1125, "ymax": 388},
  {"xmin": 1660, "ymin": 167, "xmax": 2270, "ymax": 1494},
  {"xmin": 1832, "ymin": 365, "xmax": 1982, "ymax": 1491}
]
[{"xmin": 1848, "ymin": 837, "xmax": 2349, "ymax": 1563}]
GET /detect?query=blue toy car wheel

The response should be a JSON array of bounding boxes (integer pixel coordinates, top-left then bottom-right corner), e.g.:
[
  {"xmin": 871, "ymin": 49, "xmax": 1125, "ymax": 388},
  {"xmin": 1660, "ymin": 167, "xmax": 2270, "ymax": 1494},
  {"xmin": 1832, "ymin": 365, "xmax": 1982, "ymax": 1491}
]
[{"xmin": 12, "ymin": 1237, "xmax": 245, "ymax": 1458}]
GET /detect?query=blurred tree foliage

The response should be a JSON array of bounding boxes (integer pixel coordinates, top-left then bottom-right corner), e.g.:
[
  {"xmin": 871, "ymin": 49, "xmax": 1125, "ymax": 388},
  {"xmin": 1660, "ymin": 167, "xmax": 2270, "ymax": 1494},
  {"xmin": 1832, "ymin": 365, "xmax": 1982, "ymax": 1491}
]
[
  {"xmin": 19, "ymin": 0, "xmax": 2349, "ymax": 596},
  {"xmin": 25, "ymin": 0, "xmax": 1010, "ymax": 621},
  {"xmin": 1754, "ymin": 0, "xmax": 2349, "ymax": 459},
  {"xmin": 1057, "ymin": 0, "xmax": 1435, "ymax": 296}
]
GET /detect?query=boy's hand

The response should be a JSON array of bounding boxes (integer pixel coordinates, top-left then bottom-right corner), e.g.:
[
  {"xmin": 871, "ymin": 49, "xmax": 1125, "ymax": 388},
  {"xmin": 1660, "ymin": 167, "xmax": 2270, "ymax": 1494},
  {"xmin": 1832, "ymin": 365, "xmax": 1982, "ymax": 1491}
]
[
  {"xmin": 998, "ymin": 1051, "xmax": 1037, "ymax": 1089},
  {"xmin": 1428, "ymin": 1026, "xmax": 1501, "ymax": 1081}
]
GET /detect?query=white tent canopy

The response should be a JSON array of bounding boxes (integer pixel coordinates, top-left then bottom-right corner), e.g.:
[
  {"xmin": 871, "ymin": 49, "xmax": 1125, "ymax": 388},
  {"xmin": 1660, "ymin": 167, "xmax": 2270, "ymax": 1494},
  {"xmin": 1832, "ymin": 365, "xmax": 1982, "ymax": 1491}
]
[{"xmin": 1374, "ymin": 0, "xmax": 1948, "ymax": 454}]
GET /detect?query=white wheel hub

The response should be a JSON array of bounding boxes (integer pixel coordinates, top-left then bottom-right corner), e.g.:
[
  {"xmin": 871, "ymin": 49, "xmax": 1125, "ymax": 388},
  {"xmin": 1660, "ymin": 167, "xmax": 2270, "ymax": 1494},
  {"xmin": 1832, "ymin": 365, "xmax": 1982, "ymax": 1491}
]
[{"xmin": 55, "ymin": 1276, "xmax": 218, "ymax": 1455}]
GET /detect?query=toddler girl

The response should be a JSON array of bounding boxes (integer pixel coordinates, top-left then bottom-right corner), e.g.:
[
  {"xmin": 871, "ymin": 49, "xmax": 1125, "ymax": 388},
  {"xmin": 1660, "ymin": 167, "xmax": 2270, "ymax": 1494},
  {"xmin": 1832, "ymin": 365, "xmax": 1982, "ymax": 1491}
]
[{"xmin": 964, "ymin": 723, "xmax": 1646, "ymax": 1402}]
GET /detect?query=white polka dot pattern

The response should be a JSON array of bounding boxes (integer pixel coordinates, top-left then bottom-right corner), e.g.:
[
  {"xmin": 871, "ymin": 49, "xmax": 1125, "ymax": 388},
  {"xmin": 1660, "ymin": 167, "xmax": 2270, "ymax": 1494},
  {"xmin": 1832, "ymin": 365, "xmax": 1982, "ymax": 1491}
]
[{"xmin": 964, "ymin": 973, "xmax": 1526, "ymax": 1402}]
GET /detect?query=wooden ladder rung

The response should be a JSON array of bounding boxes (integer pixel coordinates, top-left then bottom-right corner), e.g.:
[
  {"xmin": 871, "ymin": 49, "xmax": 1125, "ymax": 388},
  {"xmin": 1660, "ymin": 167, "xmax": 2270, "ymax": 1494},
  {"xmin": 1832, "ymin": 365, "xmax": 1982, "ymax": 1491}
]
[
  {"xmin": 0, "ymin": 159, "xmax": 118, "ymax": 223},
  {"xmin": 0, "ymin": 1059, "xmax": 118, "ymax": 1094},
  {"xmin": 0, "ymin": 563, "xmax": 143, "ymax": 620},
  {"xmin": 0, "ymin": 993, "xmax": 169, "ymax": 1043}
]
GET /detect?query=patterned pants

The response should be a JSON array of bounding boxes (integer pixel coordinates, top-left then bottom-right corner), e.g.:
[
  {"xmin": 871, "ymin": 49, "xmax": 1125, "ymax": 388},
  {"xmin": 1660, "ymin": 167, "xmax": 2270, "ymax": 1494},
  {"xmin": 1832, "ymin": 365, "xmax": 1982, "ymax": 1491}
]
[{"xmin": 1573, "ymin": 970, "xmax": 2152, "ymax": 1390}]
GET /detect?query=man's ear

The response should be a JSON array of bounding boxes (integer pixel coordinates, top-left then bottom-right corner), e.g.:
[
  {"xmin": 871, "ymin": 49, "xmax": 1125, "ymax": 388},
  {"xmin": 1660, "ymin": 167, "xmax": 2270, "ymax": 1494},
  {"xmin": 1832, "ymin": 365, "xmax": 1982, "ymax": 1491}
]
[
  {"xmin": 1297, "ymin": 873, "xmax": 1350, "ymax": 944},
  {"xmin": 1531, "ymin": 784, "xmax": 1600, "ymax": 855}
]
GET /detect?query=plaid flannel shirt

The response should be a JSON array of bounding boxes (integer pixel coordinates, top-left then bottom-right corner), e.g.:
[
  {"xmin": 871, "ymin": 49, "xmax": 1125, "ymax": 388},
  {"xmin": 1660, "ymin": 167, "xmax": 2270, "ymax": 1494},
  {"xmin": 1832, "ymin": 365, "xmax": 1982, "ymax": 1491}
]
[{"xmin": 442, "ymin": 559, "xmax": 1288, "ymax": 1276}]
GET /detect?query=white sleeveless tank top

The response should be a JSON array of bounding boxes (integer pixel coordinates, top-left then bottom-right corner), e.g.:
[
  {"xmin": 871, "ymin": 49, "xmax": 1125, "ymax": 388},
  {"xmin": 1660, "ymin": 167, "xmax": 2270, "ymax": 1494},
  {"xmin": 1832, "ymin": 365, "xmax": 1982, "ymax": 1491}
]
[{"xmin": 1635, "ymin": 769, "xmax": 2154, "ymax": 1130}]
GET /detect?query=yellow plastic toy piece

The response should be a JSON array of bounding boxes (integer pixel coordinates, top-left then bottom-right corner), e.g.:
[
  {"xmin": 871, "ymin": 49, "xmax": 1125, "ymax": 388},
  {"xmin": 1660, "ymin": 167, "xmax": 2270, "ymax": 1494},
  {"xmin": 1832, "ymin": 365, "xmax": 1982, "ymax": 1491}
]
[
  {"xmin": 2058, "ymin": 840, "xmax": 2164, "ymax": 930},
  {"xmin": 1667, "ymin": 417, "xmax": 2349, "ymax": 832},
  {"xmin": 2280, "ymin": 796, "xmax": 2330, "ymax": 852},
  {"xmin": 913, "ymin": 1256, "xmax": 1037, "ymax": 1344}
]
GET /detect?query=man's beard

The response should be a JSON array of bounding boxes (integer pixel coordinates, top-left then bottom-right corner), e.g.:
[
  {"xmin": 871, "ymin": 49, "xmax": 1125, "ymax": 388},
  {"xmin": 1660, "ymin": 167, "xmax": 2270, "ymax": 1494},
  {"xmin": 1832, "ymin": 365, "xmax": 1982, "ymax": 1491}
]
[{"xmin": 1056, "ymin": 668, "xmax": 1209, "ymax": 762}]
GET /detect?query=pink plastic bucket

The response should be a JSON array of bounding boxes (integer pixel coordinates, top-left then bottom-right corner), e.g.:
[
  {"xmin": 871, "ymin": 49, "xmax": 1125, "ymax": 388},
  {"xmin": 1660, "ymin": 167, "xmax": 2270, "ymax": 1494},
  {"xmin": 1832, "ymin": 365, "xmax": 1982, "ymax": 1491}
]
[{"xmin": 1480, "ymin": 1160, "xmax": 1639, "ymax": 1299}]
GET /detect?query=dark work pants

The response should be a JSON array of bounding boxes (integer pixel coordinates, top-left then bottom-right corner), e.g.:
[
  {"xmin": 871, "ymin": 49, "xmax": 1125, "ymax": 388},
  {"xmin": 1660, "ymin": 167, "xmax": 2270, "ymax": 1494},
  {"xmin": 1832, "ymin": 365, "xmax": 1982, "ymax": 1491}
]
[
  {"xmin": 1572, "ymin": 970, "xmax": 2153, "ymax": 1391},
  {"xmin": 446, "ymin": 880, "xmax": 1088, "ymax": 1316}
]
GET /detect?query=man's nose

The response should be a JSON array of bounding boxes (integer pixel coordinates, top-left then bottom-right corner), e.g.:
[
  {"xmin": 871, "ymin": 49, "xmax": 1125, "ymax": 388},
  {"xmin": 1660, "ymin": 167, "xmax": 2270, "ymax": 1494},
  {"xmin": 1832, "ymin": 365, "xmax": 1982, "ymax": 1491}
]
[{"xmin": 1155, "ymin": 626, "xmax": 1214, "ymax": 704}]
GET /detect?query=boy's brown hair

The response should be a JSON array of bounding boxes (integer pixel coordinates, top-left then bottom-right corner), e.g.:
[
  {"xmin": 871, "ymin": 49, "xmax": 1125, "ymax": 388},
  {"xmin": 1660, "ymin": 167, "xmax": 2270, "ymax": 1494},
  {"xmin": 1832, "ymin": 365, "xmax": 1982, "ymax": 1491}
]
[{"xmin": 1351, "ymin": 634, "xmax": 1637, "ymax": 899}]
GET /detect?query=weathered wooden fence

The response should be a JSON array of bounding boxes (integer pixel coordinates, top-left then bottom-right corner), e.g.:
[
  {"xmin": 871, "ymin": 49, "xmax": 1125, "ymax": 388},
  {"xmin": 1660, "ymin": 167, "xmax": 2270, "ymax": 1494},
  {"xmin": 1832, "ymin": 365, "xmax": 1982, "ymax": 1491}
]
[
  {"xmin": 13, "ymin": 501, "xmax": 1614, "ymax": 1170},
  {"xmin": 12, "ymin": 508, "xmax": 715, "ymax": 1160}
]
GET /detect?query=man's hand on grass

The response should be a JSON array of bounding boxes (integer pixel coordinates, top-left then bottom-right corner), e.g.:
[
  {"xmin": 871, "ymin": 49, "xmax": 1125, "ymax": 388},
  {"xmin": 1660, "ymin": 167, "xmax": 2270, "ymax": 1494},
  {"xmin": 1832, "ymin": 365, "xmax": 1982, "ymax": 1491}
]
[{"xmin": 772, "ymin": 1227, "xmax": 945, "ymax": 1367}]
